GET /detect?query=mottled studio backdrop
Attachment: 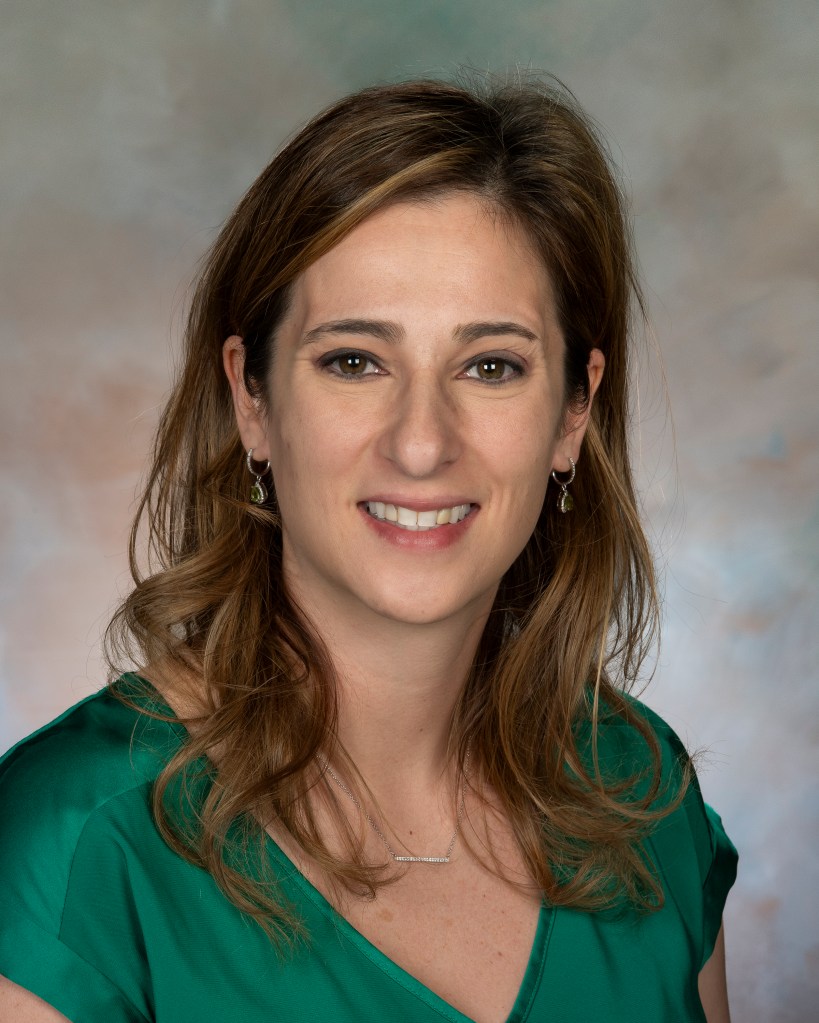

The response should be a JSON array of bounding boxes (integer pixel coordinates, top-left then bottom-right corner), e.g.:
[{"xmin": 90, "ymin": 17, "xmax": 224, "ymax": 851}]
[{"xmin": 2, "ymin": 1, "xmax": 817, "ymax": 1019}]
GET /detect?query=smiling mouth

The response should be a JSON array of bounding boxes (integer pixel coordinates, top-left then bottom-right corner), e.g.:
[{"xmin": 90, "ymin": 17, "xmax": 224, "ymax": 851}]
[{"xmin": 363, "ymin": 501, "xmax": 476, "ymax": 530}]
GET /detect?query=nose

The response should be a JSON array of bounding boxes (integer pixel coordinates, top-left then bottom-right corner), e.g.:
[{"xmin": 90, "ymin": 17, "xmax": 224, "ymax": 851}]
[{"xmin": 379, "ymin": 370, "xmax": 462, "ymax": 478}]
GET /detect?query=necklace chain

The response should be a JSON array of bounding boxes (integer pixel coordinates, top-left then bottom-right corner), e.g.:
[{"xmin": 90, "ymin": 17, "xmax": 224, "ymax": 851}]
[{"xmin": 318, "ymin": 747, "xmax": 471, "ymax": 865}]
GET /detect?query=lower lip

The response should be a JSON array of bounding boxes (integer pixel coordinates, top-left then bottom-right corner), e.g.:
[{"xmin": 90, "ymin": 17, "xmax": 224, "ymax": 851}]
[{"xmin": 358, "ymin": 504, "xmax": 479, "ymax": 550}]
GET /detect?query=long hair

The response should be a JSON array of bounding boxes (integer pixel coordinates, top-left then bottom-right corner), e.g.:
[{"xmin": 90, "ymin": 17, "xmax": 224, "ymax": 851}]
[{"xmin": 106, "ymin": 73, "xmax": 684, "ymax": 943}]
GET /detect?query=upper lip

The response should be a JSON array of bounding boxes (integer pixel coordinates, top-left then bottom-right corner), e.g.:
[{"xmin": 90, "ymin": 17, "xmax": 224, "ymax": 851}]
[{"xmin": 360, "ymin": 496, "xmax": 478, "ymax": 512}]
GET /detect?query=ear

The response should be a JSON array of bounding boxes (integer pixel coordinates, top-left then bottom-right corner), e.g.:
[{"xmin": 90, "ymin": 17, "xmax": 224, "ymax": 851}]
[
  {"xmin": 552, "ymin": 348, "xmax": 605, "ymax": 472},
  {"xmin": 222, "ymin": 336, "xmax": 270, "ymax": 461}
]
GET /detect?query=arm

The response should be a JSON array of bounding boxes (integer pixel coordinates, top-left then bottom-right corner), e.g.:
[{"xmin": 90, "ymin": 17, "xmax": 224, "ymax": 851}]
[
  {"xmin": 698, "ymin": 922, "xmax": 731, "ymax": 1023},
  {"xmin": 0, "ymin": 976, "xmax": 71, "ymax": 1023}
]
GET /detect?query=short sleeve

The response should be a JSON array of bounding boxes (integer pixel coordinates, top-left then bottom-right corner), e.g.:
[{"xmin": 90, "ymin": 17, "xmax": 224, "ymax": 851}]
[
  {"xmin": 699, "ymin": 801, "xmax": 738, "ymax": 967},
  {"xmin": 597, "ymin": 695, "xmax": 739, "ymax": 973},
  {"xmin": 636, "ymin": 705, "xmax": 739, "ymax": 972},
  {"xmin": 0, "ymin": 896, "xmax": 150, "ymax": 1023},
  {"xmin": 0, "ymin": 696, "xmax": 154, "ymax": 1023}
]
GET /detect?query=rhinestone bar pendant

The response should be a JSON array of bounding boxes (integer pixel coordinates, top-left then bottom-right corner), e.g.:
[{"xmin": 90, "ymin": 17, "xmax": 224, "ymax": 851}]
[{"xmin": 393, "ymin": 855, "xmax": 450, "ymax": 863}]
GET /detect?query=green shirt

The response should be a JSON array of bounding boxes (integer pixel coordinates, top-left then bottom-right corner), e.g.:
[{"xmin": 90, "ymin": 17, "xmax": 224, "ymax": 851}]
[{"xmin": 0, "ymin": 676, "xmax": 737, "ymax": 1022}]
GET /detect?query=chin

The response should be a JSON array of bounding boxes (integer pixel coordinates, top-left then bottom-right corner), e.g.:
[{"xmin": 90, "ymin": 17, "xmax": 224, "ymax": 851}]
[{"xmin": 359, "ymin": 585, "xmax": 491, "ymax": 628}]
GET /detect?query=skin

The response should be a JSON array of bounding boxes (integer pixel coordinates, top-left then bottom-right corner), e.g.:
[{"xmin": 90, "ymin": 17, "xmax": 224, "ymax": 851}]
[
  {"xmin": 227, "ymin": 194, "xmax": 603, "ymax": 792},
  {"xmin": 699, "ymin": 924, "xmax": 732, "ymax": 1022},
  {"xmin": 0, "ymin": 193, "xmax": 730, "ymax": 1022},
  {"xmin": 249, "ymin": 197, "xmax": 580, "ymax": 623}
]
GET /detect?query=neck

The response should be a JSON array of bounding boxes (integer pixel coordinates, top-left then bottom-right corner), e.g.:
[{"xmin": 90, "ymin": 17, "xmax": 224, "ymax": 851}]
[{"xmin": 289, "ymin": 583, "xmax": 493, "ymax": 799}]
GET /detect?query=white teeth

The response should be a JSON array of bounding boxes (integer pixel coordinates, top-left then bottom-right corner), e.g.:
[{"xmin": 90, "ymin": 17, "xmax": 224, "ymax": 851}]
[
  {"xmin": 397, "ymin": 506, "xmax": 417, "ymax": 526},
  {"xmin": 365, "ymin": 501, "xmax": 473, "ymax": 529}
]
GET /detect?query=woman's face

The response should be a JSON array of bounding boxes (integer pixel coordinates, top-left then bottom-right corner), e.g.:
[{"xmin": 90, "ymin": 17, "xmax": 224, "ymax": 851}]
[{"xmin": 226, "ymin": 193, "xmax": 602, "ymax": 629}]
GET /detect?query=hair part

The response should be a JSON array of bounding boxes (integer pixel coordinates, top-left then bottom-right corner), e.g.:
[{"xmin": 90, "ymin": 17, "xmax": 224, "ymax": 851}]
[{"xmin": 107, "ymin": 70, "xmax": 686, "ymax": 946}]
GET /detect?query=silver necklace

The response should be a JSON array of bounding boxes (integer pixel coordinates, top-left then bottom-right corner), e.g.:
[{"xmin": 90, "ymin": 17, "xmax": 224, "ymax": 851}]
[{"xmin": 318, "ymin": 747, "xmax": 471, "ymax": 864}]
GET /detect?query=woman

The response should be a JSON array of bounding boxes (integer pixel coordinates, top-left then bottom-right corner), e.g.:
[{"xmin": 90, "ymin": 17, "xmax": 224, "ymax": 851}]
[{"xmin": 0, "ymin": 76, "xmax": 737, "ymax": 1022}]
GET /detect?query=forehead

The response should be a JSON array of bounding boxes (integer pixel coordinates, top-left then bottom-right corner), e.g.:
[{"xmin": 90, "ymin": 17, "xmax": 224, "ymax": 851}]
[{"xmin": 287, "ymin": 193, "xmax": 558, "ymax": 332}]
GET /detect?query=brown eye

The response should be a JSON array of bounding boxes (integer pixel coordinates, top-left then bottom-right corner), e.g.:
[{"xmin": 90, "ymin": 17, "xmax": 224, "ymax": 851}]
[
  {"xmin": 338, "ymin": 354, "xmax": 366, "ymax": 375},
  {"xmin": 476, "ymin": 359, "xmax": 505, "ymax": 380},
  {"xmin": 465, "ymin": 357, "xmax": 524, "ymax": 384},
  {"xmin": 320, "ymin": 351, "xmax": 381, "ymax": 379}
]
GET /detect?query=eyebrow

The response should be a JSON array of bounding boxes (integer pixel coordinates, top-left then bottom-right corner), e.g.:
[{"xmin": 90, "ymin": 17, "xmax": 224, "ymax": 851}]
[{"xmin": 300, "ymin": 318, "xmax": 541, "ymax": 346}]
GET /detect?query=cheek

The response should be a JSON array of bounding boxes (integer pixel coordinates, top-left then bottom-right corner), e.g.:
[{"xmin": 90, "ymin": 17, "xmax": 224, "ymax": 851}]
[
  {"xmin": 487, "ymin": 420, "xmax": 556, "ymax": 532},
  {"xmin": 479, "ymin": 397, "xmax": 558, "ymax": 482},
  {"xmin": 507, "ymin": 458, "xmax": 551, "ymax": 529},
  {"xmin": 267, "ymin": 398, "xmax": 364, "ymax": 512}
]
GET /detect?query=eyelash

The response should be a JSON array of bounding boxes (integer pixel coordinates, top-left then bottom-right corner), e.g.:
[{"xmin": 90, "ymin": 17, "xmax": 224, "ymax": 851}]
[
  {"xmin": 463, "ymin": 357, "xmax": 525, "ymax": 384},
  {"xmin": 318, "ymin": 351, "xmax": 377, "ymax": 378},
  {"xmin": 318, "ymin": 350, "xmax": 526, "ymax": 386}
]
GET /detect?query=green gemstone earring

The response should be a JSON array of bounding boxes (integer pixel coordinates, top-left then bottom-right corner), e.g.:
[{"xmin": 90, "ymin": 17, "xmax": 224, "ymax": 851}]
[
  {"xmin": 551, "ymin": 458, "xmax": 576, "ymax": 513},
  {"xmin": 246, "ymin": 448, "xmax": 270, "ymax": 505}
]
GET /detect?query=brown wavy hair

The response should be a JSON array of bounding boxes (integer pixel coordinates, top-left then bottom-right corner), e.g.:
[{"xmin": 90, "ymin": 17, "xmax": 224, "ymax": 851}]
[{"xmin": 106, "ymin": 73, "xmax": 686, "ymax": 943}]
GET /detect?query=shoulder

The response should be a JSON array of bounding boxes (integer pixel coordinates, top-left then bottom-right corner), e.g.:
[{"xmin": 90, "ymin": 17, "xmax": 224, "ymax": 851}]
[
  {"xmin": 600, "ymin": 690, "xmax": 685, "ymax": 753},
  {"xmin": 0, "ymin": 679, "xmax": 177, "ymax": 822},
  {"xmin": 583, "ymin": 690, "xmax": 734, "ymax": 884},
  {"xmin": 0, "ymin": 679, "xmax": 172, "ymax": 1020},
  {"xmin": 590, "ymin": 691, "xmax": 738, "ymax": 966},
  {"xmin": 580, "ymin": 689, "xmax": 690, "ymax": 794},
  {"xmin": 590, "ymin": 692, "xmax": 705, "ymax": 822},
  {"xmin": 0, "ymin": 679, "xmax": 180, "ymax": 929}
]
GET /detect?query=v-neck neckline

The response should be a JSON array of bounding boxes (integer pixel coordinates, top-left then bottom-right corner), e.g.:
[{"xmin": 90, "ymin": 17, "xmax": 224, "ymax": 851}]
[
  {"xmin": 119, "ymin": 672, "xmax": 555, "ymax": 1023},
  {"xmin": 264, "ymin": 833, "xmax": 555, "ymax": 1023}
]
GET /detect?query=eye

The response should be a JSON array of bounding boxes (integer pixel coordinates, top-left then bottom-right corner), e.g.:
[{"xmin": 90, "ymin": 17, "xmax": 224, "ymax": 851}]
[
  {"xmin": 319, "ymin": 350, "xmax": 384, "ymax": 380},
  {"xmin": 463, "ymin": 356, "xmax": 525, "ymax": 384}
]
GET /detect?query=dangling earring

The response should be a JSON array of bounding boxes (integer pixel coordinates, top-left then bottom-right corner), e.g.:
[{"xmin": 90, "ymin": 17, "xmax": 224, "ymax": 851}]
[
  {"xmin": 246, "ymin": 448, "xmax": 270, "ymax": 504},
  {"xmin": 551, "ymin": 457, "xmax": 576, "ymax": 513}
]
